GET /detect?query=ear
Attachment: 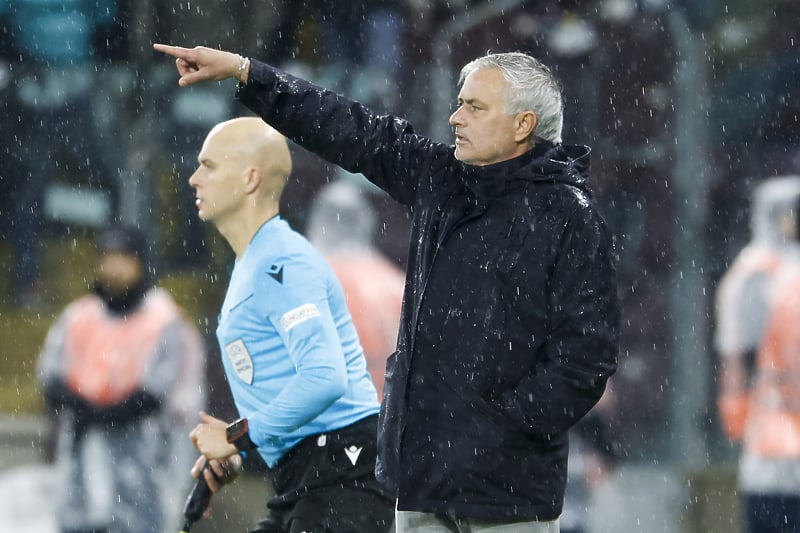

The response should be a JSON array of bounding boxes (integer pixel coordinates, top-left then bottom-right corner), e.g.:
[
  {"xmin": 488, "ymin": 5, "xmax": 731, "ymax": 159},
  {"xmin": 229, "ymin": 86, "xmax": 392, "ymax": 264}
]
[
  {"xmin": 243, "ymin": 166, "xmax": 261, "ymax": 195},
  {"xmin": 514, "ymin": 110, "xmax": 537, "ymax": 143}
]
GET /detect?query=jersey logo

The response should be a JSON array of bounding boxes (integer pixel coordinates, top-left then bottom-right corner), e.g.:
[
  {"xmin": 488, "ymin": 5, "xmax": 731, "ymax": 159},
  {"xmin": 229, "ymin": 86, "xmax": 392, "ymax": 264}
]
[
  {"xmin": 280, "ymin": 303, "xmax": 321, "ymax": 332},
  {"xmin": 345, "ymin": 445, "xmax": 363, "ymax": 466},
  {"xmin": 267, "ymin": 264, "xmax": 284, "ymax": 284},
  {"xmin": 224, "ymin": 339, "xmax": 254, "ymax": 384}
]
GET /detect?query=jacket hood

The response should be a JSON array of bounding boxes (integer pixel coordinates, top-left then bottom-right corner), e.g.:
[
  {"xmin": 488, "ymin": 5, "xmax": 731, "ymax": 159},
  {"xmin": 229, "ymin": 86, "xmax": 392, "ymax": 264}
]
[
  {"xmin": 462, "ymin": 142, "xmax": 592, "ymax": 201},
  {"xmin": 750, "ymin": 175, "xmax": 800, "ymax": 248}
]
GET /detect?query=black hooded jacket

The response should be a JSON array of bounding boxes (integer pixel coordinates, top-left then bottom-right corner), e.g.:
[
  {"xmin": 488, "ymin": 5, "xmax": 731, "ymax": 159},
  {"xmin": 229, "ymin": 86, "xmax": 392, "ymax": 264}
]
[{"xmin": 237, "ymin": 60, "xmax": 620, "ymax": 521}]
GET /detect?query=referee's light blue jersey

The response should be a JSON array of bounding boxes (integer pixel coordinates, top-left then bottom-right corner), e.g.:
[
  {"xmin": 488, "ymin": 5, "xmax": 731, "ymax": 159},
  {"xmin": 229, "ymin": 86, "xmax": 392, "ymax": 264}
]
[{"xmin": 217, "ymin": 217, "xmax": 381, "ymax": 467}]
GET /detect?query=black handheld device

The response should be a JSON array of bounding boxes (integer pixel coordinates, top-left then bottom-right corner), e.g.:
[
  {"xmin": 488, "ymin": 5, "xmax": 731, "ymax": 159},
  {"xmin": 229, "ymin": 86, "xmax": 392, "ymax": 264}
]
[{"xmin": 180, "ymin": 461, "xmax": 213, "ymax": 532}]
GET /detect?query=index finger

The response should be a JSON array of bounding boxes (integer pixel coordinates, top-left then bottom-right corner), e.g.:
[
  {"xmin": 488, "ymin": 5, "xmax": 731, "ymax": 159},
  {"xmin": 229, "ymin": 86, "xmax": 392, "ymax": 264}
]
[
  {"xmin": 153, "ymin": 43, "xmax": 191, "ymax": 58},
  {"xmin": 199, "ymin": 411, "xmax": 225, "ymax": 426}
]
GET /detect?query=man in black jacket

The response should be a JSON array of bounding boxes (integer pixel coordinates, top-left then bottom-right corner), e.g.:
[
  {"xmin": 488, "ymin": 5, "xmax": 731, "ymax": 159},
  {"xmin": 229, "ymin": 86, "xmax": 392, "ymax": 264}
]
[{"xmin": 154, "ymin": 42, "xmax": 620, "ymax": 533}]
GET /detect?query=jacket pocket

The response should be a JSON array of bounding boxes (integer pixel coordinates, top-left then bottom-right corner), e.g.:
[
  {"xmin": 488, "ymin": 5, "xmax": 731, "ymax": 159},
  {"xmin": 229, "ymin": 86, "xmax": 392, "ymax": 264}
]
[{"xmin": 433, "ymin": 366, "xmax": 516, "ymax": 434}]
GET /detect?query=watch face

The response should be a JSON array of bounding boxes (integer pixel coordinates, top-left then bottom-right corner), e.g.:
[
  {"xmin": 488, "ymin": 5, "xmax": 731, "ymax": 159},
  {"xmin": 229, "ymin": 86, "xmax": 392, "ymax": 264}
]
[
  {"xmin": 226, "ymin": 418, "xmax": 256, "ymax": 451},
  {"xmin": 227, "ymin": 418, "xmax": 248, "ymax": 442}
]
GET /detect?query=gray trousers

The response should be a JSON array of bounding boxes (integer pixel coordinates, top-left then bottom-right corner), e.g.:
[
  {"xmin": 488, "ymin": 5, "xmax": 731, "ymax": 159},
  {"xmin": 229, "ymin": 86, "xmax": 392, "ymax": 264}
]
[{"xmin": 395, "ymin": 510, "xmax": 560, "ymax": 533}]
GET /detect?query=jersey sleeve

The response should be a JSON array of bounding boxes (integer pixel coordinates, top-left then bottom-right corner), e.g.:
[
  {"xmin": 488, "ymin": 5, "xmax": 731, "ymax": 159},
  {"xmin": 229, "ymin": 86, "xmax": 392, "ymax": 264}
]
[{"xmin": 246, "ymin": 252, "xmax": 349, "ymax": 442}]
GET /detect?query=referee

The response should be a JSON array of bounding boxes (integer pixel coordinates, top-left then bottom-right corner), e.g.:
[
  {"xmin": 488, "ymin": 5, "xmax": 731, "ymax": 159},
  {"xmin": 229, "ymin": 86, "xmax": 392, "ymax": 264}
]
[{"xmin": 184, "ymin": 117, "xmax": 394, "ymax": 533}]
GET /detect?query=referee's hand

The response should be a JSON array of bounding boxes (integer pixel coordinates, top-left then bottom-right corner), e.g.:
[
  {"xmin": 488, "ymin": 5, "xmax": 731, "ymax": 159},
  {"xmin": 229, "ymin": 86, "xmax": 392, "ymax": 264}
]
[
  {"xmin": 190, "ymin": 411, "xmax": 239, "ymax": 460},
  {"xmin": 191, "ymin": 453, "xmax": 242, "ymax": 493}
]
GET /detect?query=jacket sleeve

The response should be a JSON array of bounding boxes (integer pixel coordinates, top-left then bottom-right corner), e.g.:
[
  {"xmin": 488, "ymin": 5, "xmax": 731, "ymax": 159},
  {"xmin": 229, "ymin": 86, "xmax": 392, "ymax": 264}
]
[
  {"xmin": 499, "ymin": 203, "xmax": 620, "ymax": 439},
  {"xmin": 236, "ymin": 60, "xmax": 452, "ymax": 207}
]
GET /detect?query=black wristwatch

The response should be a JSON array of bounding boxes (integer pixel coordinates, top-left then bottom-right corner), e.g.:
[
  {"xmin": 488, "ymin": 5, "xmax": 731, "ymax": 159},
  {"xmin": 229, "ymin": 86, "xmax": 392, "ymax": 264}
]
[{"xmin": 226, "ymin": 418, "xmax": 257, "ymax": 452}]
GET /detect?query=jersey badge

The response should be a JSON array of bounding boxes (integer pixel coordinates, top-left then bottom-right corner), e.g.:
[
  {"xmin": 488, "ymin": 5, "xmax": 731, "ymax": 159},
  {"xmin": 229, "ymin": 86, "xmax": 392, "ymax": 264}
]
[
  {"xmin": 224, "ymin": 338, "xmax": 254, "ymax": 384},
  {"xmin": 280, "ymin": 303, "xmax": 321, "ymax": 332},
  {"xmin": 267, "ymin": 264, "xmax": 284, "ymax": 284}
]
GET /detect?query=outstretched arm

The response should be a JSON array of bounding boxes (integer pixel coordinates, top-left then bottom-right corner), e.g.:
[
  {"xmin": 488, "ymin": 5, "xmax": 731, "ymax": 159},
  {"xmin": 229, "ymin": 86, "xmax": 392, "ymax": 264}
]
[{"xmin": 152, "ymin": 43, "xmax": 250, "ymax": 86}]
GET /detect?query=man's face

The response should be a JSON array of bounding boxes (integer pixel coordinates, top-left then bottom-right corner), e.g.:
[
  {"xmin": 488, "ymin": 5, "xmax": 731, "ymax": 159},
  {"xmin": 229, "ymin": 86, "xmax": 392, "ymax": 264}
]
[
  {"xmin": 97, "ymin": 252, "xmax": 142, "ymax": 295},
  {"xmin": 188, "ymin": 133, "xmax": 246, "ymax": 224},
  {"xmin": 449, "ymin": 67, "xmax": 525, "ymax": 166}
]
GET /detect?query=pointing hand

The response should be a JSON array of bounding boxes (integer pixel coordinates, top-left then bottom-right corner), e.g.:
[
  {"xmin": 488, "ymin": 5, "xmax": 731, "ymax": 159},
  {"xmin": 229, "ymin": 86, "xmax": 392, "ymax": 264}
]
[{"xmin": 152, "ymin": 44, "xmax": 245, "ymax": 87}]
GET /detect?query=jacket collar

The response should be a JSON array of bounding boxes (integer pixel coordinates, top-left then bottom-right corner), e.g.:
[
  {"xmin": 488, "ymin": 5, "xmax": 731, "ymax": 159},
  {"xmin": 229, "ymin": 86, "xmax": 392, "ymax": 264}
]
[{"xmin": 462, "ymin": 142, "xmax": 591, "ymax": 202}]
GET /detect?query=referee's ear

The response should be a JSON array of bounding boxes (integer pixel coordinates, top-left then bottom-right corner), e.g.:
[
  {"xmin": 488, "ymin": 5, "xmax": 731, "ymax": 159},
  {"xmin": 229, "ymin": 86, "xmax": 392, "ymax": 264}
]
[{"xmin": 243, "ymin": 165, "xmax": 261, "ymax": 195}]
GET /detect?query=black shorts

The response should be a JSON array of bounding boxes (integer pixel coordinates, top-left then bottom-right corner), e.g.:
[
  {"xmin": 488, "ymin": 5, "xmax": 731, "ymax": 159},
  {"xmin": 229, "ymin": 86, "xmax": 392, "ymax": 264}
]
[{"xmin": 250, "ymin": 414, "xmax": 394, "ymax": 533}]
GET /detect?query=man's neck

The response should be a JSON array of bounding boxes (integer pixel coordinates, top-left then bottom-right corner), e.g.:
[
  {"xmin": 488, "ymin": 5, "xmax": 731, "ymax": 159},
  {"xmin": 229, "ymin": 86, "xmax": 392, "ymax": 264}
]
[{"xmin": 216, "ymin": 205, "xmax": 279, "ymax": 259}]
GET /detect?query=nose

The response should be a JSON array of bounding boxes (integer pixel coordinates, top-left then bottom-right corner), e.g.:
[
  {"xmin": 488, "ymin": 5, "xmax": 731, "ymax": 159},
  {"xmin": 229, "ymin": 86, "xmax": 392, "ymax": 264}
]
[
  {"xmin": 448, "ymin": 108, "xmax": 462, "ymax": 127},
  {"xmin": 188, "ymin": 168, "xmax": 200, "ymax": 188}
]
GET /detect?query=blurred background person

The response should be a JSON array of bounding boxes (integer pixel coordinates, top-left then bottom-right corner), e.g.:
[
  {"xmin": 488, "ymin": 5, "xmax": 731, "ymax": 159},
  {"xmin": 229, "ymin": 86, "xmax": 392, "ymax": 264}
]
[
  {"xmin": 735, "ymin": 190, "xmax": 800, "ymax": 532},
  {"xmin": 715, "ymin": 175, "xmax": 800, "ymax": 532},
  {"xmin": 36, "ymin": 224, "xmax": 206, "ymax": 533},
  {"xmin": 716, "ymin": 176, "xmax": 800, "ymax": 438},
  {"xmin": 307, "ymin": 179, "xmax": 405, "ymax": 399},
  {"xmin": 0, "ymin": 0, "xmax": 121, "ymax": 308}
]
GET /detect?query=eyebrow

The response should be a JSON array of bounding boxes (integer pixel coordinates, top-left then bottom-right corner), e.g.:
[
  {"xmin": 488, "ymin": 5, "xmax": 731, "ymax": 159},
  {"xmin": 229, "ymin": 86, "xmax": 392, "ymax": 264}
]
[{"xmin": 459, "ymin": 97, "xmax": 485, "ymax": 107}]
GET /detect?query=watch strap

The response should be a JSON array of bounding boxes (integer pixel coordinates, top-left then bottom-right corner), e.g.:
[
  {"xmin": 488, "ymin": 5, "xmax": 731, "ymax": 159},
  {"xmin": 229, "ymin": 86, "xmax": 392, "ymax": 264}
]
[{"xmin": 226, "ymin": 418, "xmax": 257, "ymax": 452}]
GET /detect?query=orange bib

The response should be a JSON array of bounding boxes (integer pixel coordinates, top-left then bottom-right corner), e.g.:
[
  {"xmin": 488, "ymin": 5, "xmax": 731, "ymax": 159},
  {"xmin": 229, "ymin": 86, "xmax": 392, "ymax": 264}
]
[{"xmin": 63, "ymin": 290, "xmax": 180, "ymax": 406}]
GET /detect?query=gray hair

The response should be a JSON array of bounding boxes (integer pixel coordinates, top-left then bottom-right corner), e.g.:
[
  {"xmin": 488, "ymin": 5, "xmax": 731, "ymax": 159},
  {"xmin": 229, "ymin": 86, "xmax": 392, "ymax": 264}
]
[{"xmin": 459, "ymin": 52, "xmax": 564, "ymax": 144}]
